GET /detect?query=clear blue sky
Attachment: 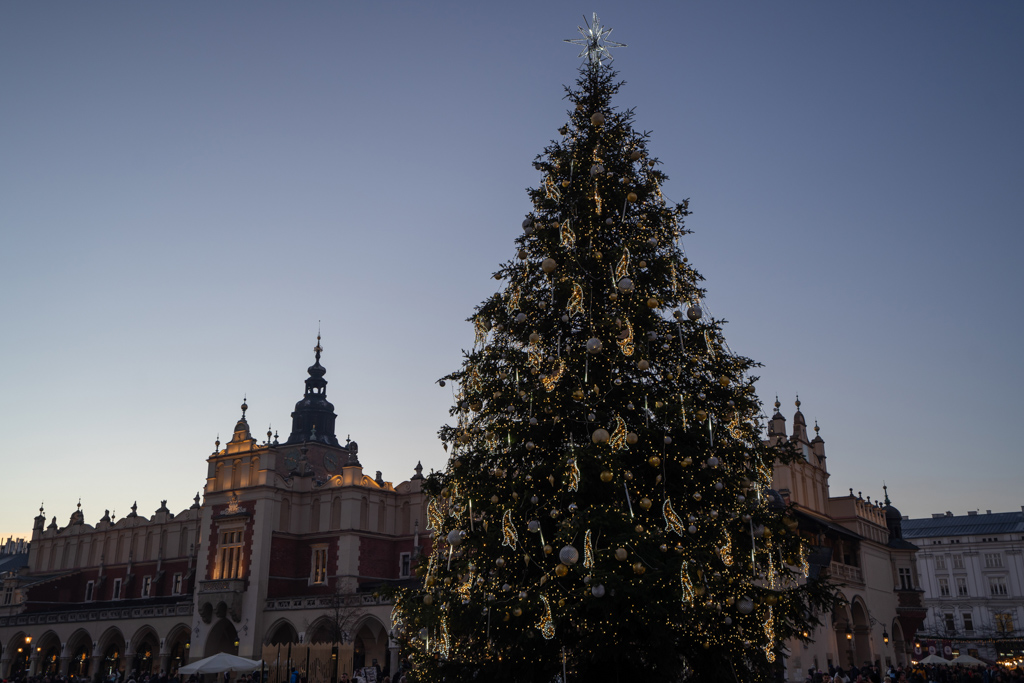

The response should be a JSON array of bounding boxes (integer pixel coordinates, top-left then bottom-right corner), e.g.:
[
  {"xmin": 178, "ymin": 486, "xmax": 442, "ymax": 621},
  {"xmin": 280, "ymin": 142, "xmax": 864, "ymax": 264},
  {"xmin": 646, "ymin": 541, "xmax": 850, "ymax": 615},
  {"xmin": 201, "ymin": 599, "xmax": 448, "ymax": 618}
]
[{"xmin": 2, "ymin": 2, "xmax": 1022, "ymax": 539}]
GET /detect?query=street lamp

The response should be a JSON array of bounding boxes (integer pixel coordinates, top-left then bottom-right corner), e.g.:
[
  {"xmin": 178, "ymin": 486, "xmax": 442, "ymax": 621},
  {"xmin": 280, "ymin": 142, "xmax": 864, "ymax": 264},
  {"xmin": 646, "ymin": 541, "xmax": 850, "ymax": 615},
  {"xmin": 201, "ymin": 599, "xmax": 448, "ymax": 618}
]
[
  {"xmin": 846, "ymin": 625, "xmax": 853, "ymax": 641},
  {"xmin": 883, "ymin": 629, "xmax": 890, "ymax": 645}
]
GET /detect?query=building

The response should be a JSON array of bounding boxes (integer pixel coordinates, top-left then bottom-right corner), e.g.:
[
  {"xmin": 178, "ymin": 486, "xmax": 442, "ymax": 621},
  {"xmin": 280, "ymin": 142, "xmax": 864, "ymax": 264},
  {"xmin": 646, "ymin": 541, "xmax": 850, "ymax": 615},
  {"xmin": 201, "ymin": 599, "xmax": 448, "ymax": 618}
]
[
  {"xmin": 768, "ymin": 398, "xmax": 927, "ymax": 679},
  {"xmin": 902, "ymin": 508, "xmax": 1024, "ymax": 663},
  {"xmin": 0, "ymin": 340, "xmax": 429, "ymax": 681}
]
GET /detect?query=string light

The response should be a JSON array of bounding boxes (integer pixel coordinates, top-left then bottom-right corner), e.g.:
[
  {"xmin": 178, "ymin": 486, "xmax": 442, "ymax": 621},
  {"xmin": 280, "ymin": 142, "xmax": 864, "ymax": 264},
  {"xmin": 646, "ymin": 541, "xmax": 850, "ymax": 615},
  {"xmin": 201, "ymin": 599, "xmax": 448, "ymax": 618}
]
[
  {"xmin": 536, "ymin": 594, "xmax": 556, "ymax": 639},
  {"xmin": 502, "ymin": 509, "xmax": 518, "ymax": 549},
  {"xmin": 663, "ymin": 498, "xmax": 684, "ymax": 535},
  {"xmin": 609, "ymin": 415, "xmax": 628, "ymax": 450},
  {"xmin": 584, "ymin": 529, "xmax": 594, "ymax": 568}
]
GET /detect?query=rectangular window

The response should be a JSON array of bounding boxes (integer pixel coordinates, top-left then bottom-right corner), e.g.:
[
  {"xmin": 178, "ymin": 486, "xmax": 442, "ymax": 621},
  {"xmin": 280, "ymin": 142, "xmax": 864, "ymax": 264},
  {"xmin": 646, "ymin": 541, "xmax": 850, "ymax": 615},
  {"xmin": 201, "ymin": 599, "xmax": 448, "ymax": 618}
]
[
  {"xmin": 3, "ymin": 586, "xmax": 14, "ymax": 605},
  {"xmin": 938, "ymin": 577, "xmax": 950, "ymax": 596},
  {"xmin": 141, "ymin": 576, "xmax": 152, "ymax": 597},
  {"xmin": 400, "ymin": 552, "xmax": 412, "ymax": 579},
  {"xmin": 112, "ymin": 578, "xmax": 122, "ymax": 600},
  {"xmin": 215, "ymin": 529, "xmax": 244, "ymax": 580},
  {"xmin": 85, "ymin": 581, "xmax": 94, "ymax": 602},
  {"xmin": 962, "ymin": 612, "xmax": 974, "ymax": 632},
  {"xmin": 956, "ymin": 577, "xmax": 969, "ymax": 597},
  {"xmin": 935, "ymin": 556, "xmax": 947, "ymax": 570},
  {"xmin": 311, "ymin": 546, "xmax": 328, "ymax": 584},
  {"xmin": 989, "ymin": 577, "xmax": 1007, "ymax": 596},
  {"xmin": 172, "ymin": 573, "xmax": 183, "ymax": 595},
  {"xmin": 898, "ymin": 567, "xmax": 912, "ymax": 590},
  {"xmin": 944, "ymin": 613, "xmax": 955, "ymax": 633},
  {"xmin": 984, "ymin": 553, "xmax": 1003, "ymax": 568},
  {"xmin": 995, "ymin": 613, "xmax": 1014, "ymax": 633},
  {"xmin": 952, "ymin": 555, "xmax": 964, "ymax": 569}
]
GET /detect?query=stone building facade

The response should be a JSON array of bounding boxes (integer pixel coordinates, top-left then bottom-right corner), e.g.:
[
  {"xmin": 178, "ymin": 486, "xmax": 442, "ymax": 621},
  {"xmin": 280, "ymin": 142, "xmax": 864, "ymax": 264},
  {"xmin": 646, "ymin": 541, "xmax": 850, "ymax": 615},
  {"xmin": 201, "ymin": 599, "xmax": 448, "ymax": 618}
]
[
  {"xmin": 768, "ymin": 399, "xmax": 926, "ymax": 680},
  {"xmin": 0, "ymin": 341, "xmax": 429, "ymax": 681},
  {"xmin": 902, "ymin": 508, "xmax": 1024, "ymax": 663}
]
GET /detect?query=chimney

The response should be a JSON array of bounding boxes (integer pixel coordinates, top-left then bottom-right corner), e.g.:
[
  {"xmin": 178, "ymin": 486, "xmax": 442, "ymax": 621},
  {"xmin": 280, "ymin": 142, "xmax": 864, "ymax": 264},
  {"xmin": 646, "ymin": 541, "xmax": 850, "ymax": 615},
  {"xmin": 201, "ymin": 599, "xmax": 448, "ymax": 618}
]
[
  {"xmin": 986, "ymin": 510, "xmax": 992, "ymax": 514},
  {"xmin": 967, "ymin": 511, "xmax": 977, "ymax": 516},
  {"xmin": 946, "ymin": 511, "xmax": 953, "ymax": 517}
]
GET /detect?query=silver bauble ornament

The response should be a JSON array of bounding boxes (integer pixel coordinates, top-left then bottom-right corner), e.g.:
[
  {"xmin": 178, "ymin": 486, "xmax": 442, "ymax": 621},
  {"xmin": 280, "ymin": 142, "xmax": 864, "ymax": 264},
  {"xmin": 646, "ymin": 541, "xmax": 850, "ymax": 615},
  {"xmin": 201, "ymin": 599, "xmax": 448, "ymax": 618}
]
[
  {"xmin": 586, "ymin": 337, "xmax": 603, "ymax": 353},
  {"xmin": 541, "ymin": 258, "xmax": 557, "ymax": 274},
  {"xmin": 447, "ymin": 529, "xmax": 463, "ymax": 547},
  {"xmin": 737, "ymin": 597, "xmax": 754, "ymax": 614},
  {"xmin": 591, "ymin": 584, "xmax": 606, "ymax": 598},
  {"xmin": 559, "ymin": 545, "xmax": 579, "ymax": 565},
  {"xmin": 617, "ymin": 277, "xmax": 633, "ymax": 292},
  {"xmin": 687, "ymin": 305, "xmax": 702, "ymax": 321}
]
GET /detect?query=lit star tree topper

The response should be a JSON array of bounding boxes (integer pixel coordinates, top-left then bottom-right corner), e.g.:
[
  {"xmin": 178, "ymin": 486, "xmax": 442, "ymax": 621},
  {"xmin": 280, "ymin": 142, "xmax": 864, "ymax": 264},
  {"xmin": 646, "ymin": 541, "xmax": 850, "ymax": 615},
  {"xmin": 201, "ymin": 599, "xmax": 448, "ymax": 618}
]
[{"xmin": 565, "ymin": 13, "xmax": 626, "ymax": 66}]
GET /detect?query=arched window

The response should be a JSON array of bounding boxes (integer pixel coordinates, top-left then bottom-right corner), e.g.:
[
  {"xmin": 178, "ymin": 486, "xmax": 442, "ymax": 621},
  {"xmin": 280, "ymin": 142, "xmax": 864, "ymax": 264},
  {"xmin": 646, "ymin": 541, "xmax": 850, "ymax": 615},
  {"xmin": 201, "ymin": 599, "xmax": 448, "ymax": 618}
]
[
  {"xmin": 231, "ymin": 460, "xmax": 242, "ymax": 489},
  {"xmin": 400, "ymin": 502, "xmax": 410, "ymax": 535},
  {"xmin": 360, "ymin": 498, "xmax": 369, "ymax": 531},
  {"xmin": 215, "ymin": 463, "xmax": 224, "ymax": 491},
  {"xmin": 310, "ymin": 499, "xmax": 321, "ymax": 533},
  {"xmin": 279, "ymin": 499, "xmax": 291, "ymax": 532},
  {"xmin": 249, "ymin": 457, "xmax": 260, "ymax": 486},
  {"xmin": 330, "ymin": 498, "xmax": 342, "ymax": 530},
  {"xmin": 378, "ymin": 500, "xmax": 387, "ymax": 533}
]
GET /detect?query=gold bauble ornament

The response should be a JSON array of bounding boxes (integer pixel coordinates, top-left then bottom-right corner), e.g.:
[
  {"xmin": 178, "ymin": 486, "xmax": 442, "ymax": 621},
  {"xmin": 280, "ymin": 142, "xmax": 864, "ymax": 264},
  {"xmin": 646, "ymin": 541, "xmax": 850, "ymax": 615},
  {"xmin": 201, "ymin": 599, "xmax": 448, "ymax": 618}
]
[
  {"xmin": 423, "ymin": 594, "xmax": 434, "ymax": 605},
  {"xmin": 592, "ymin": 428, "xmax": 610, "ymax": 444},
  {"xmin": 648, "ymin": 456, "xmax": 661, "ymax": 467},
  {"xmin": 558, "ymin": 598, "xmax": 566, "ymax": 607},
  {"xmin": 627, "ymin": 192, "xmax": 638, "ymax": 203},
  {"xmin": 630, "ymin": 150, "xmax": 642, "ymax": 161},
  {"xmin": 490, "ymin": 495, "xmax": 499, "ymax": 504},
  {"xmin": 719, "ymin": 376, "xmax": 730, "ymax": 387},
  {"xmin": 503, "ymin": 613, "xmax": 511, "ymax": 622},
  {"xmin": 659, "ymin": 543, "xmax": 669, "ymax": 552},
  {"xmin": 576, "ymin": 103, "xmax": 584, "ymax": 111},
  {"xmin": 425, "ymin": 576, "xmax": 436, "ymax": 587},
  {"xmin": 647, "ymin": 297, "xmax": 659, "ymax": 309},
  {"xmin": 626, "ymin": 432, "xmax": 639, "ymax": 445},
  {"xmin": 513, "ymin": 607, "xmax": 522, "ymax": 617},
  {"xmin": 654, "ymin": 401, "xmax": 663, "ymax": 408},
  {"xmin": 615, "ymin": 547, "xmax": 628, "ymax": 562},
  {"xmin": 544, "ymin": 544, "xmax": 553, "ymax": 555},
  {"xmin": 632, "ymin": 562, "xmax": 646, "ymax": 575},
  {"xmin": 609, "ymin": 292, "xmax": 618, "ymax": 301},
  {"xmin": 682, "ymin": 456, "xmax": 693, "ymax": 466},
  {"xmin": 555, "ymin": 563, "xmax": 569, "ymax": 577},
  {"xmin": 529, "ymin": 332, "xmax": 540, "ymax": 343},
  {"xmin": 561, "ymin": 180, "xmax": 570, "ymax": 188},
  {"xmin": 637, "ymin": 360, "xmax": 650, "ymax": 371},
  {"xmin": 541, "ymin": 257, "xmax": 557, "ymax": 274},
  {"xmin": 591, "ymin": 112, "xmax": 605, "ymax": 126},
  {"xmin": 696, "ymin": 410, "xmax": 708, "ymax": 421},
  {"xmin": 640, "ymin": 497, "xmax": 652, "ymax": 510},
  {"xmin": 600, "ymin": 470, "xmax": 614, "ymax": 483},
  {"xmin": 572, "ymin": 389, "xmax": 585, "ymax": 400},
  {"xmin": 638, "ymin": 260, "xmax": 647, "ymax": 268}
]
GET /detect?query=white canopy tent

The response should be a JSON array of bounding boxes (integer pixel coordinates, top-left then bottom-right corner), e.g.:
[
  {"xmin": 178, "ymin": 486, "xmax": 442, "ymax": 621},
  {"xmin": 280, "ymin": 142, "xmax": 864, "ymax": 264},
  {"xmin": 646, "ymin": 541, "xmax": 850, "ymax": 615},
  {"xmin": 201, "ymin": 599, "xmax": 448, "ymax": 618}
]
[
  {"xmin": 178, "ymin": 653, "xmax": 263, "ymax": 675},
  {"xmin": 950, "ymin": 654, "xmax": 987, "ymax": 666},
  {"xmin": 918, "ymin": 654, "xmax": 952, "ymax": 665}
]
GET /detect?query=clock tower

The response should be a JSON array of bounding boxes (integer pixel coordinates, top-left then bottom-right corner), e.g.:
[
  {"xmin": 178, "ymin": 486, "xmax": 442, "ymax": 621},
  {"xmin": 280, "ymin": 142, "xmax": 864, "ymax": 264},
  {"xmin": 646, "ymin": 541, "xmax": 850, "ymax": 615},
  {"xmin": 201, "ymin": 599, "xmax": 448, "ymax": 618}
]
[{"xmin": 286, "ymin": 335, "xmax": 341, "ymax": 447}]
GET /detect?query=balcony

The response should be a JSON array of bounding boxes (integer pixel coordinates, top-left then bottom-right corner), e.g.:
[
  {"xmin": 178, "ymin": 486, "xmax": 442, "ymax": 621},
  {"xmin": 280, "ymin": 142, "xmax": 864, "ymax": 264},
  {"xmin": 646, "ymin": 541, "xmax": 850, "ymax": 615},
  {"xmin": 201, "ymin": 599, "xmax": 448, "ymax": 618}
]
[
  {"xmin": 199, "ymin": 579, "xmax": 245, "ymax": 594},
  {"xmin": 829, "ymin": 561, "xmax": 864, "ymax": 585}
]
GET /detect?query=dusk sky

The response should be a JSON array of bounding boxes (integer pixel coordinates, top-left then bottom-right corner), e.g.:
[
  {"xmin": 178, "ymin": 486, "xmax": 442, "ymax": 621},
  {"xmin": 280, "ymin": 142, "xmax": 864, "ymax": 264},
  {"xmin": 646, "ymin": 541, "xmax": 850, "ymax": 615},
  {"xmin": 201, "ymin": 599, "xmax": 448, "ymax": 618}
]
[{"xmin": 2, "ymin": 3, "xmax": 1022, "ymax": 540}]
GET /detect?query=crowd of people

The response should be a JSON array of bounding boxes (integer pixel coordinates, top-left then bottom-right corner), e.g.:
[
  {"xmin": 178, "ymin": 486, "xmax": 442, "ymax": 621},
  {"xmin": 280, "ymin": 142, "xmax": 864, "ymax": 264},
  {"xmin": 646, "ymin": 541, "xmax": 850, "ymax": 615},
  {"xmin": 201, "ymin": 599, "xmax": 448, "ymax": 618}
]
[{"xmin": 806, "ymin": 662, "xmax": 1024, "ymax": 683}]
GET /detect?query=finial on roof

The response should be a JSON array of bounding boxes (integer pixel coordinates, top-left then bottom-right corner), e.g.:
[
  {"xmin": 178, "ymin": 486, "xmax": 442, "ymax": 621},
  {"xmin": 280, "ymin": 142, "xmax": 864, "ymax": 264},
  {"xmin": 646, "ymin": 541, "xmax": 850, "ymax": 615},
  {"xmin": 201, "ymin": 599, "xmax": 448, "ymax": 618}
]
[
  {"xmin": 795, "ymin": 394, "xmax": 801, "ymax": 410},
  {"xmin": 267, "ymin": 425, "xmax": 273, "ymax": 443},
  {"xmin": 273, "ymin": 430, "xmax": 279, "ymax": 445},
  {"xmin": 315, "ymin": 324, "xmax": 323, "ymax": 362},
  {"xmin": 883, "ymin": 483, "xmax": 891, "ymax": 506},
  {"xmin": 849, "ymin": 488, "xmax": 854, "ymax": 496},
  {"xmin": 241, "ymin": 396, "xmax": 248, "ymax": 418},
  {"xmin": 412, "ymin": 461, "xmax": 424, "ymax": 480},
  {"xmin": 814, "ymin": 420, "xmax": 820, "ymax": 434},
  {"xmin": 77, "ymin": 498, "xmax": 81, "ymax": 511},
  {"xmin": 215, "ymin": 434, "xmax": 220, "ymax": 452},
  {"xmin": 39, "ymin": 502, "xmax": 45, "ymax": 515},
  {"xmin": 774, "ymin": 395, "xmax": 781, "ymax": 410}
]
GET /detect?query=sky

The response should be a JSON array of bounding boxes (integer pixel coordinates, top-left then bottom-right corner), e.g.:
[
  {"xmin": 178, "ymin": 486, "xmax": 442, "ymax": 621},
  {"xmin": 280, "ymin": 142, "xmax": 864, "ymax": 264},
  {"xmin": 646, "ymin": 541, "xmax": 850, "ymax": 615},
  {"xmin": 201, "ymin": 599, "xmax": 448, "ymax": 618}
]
[{"xmin": 2, "ymin": 2, "xmax": 1022, "ymax": 540}]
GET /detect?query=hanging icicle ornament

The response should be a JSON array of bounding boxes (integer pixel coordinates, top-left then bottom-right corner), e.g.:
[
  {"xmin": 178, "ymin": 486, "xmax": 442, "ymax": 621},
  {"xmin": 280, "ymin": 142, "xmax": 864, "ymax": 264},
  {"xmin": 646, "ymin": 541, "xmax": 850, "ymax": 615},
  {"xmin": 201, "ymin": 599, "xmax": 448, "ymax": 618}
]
[
  {"xmin": 680, "ymin": 561, "xmax": 696, "ymax": 605},
  {"xmin": 474, "ymin": 318, "xmax": 489, "ymax": 346},
  {"xmin": 568, "ymin": 459, "xmax": 581, "ymax": 492},
  {"xmin": 663, "ymin": 498, "xmax": 685, "ymax": 535},
  {"xmin": 568, "ymin": 282, "xmax": 585, "ymax": 316},
  {"xmin": 584, "ymin": 529, "xmax": 594, "ymax": 568},
  {"xmin": 617, "ymin": 318, "xmax": 635, "ymax": 356},
  {"xmin": 502, "ymin": 509, "xmax": 518, "ymax": 550},
  {"xmin": 536, "ymin": 594, "xmax": 556, "ymax": 639}
]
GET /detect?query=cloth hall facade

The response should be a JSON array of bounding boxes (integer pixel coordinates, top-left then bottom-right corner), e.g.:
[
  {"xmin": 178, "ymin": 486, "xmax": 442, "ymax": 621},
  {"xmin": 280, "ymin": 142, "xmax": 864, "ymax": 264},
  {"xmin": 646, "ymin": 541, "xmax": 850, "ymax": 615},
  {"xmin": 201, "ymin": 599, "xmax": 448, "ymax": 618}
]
[{"xmin": 0, "ymin": 342, "xmax": 430, "ymax": 681}]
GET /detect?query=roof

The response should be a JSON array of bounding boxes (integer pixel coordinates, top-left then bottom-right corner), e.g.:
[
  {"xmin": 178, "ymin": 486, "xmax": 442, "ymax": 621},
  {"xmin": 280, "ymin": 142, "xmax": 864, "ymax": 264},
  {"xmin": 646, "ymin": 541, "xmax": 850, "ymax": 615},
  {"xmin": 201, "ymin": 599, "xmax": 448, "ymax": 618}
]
[
  {"xmin": 0, "ymin": 553, "xmax": 28, "ymax": 574},
  {"xmin": 902, "ymin": 510, "xmax": 1024, "ymax": 539}
]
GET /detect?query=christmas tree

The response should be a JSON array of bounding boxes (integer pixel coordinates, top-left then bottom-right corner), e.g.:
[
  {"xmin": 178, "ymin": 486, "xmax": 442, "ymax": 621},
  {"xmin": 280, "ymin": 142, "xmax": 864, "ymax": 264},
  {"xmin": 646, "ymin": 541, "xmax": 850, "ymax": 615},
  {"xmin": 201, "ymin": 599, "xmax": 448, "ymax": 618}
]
[{"xmin": 391, "ymin": 16, "xmax": 836, "ymax": 683}]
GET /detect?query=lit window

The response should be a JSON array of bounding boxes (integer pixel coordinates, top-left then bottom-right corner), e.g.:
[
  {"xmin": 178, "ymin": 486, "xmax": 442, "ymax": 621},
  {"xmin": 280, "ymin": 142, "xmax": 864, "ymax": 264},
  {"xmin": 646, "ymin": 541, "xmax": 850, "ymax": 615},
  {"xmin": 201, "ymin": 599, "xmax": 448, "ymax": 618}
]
[
  {"xmin": 400, "ymin": 552, "xmax": 412, "ymax": 579},
  {"xmin": 172, "ymin": 573, "xmax": 183, "ymax": 595},
  {"xmin": 216, "ymin": 529, "xmax": 245, "ymax": 580},
  {"xmin": 938, "ymin": 577, "xmax": 950, "ymax": 596},
  {"xmin": 311, "ymin": 546, "xmax": 328, "ymax": 585},
  {"xmin": 995, "ymin": 613, "xmax": 1014, "ymax": 633},
  {"xmin": 2, "ymin": 586, "xmax": 13, "ymax": 605},
  {"xmin": 142, "ymin": 576, "xmax": 152, "ymax": 597}
]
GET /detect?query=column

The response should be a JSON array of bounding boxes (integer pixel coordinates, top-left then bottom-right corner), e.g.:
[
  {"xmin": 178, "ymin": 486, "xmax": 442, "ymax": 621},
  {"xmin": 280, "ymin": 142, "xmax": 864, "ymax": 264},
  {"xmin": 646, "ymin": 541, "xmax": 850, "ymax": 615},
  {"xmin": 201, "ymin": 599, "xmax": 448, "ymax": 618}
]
[{"xmin": 91, "ymin": 654, "xmax": 105, "ymax": 683}]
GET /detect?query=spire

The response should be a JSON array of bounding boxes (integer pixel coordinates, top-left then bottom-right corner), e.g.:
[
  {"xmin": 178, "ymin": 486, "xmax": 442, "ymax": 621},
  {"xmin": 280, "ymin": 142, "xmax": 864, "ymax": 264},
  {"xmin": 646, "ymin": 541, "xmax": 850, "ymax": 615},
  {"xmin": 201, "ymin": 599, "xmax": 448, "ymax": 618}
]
[
  {"xmin": 767, "ymin": 395, "xmax": 787, "ymax": 439},
  {"xmin": 228, "ymin": 398, "xmax": 253, "ymax": 444},
  {"xmin": 286, "ymin": 333, "xmax": 340, "ymax": 446},
  {"xmin": 883, "ymin": 483, "xmax": 891, "ymax": 506}
]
